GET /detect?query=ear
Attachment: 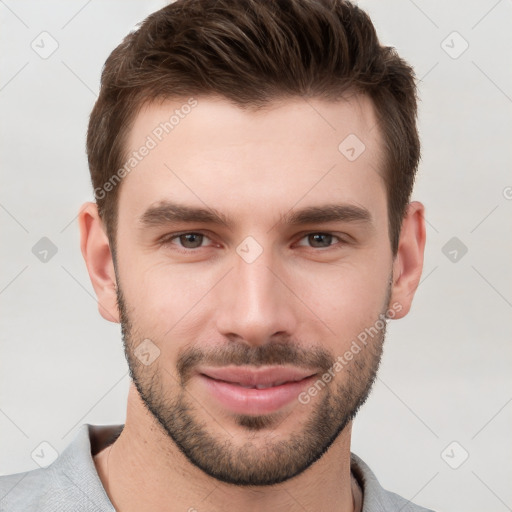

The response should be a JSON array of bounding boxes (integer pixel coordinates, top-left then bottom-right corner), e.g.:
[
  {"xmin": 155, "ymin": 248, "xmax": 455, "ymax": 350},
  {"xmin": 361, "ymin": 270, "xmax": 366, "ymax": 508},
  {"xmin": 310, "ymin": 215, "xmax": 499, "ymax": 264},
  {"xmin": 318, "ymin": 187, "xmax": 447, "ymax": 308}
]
[
  {"xmin": 78, "ymin": 202, "xmax": 120, "ymax": 323},
  {"xmin": 388, "ymin": 201, "xmax": 426, "ymax": 319}
]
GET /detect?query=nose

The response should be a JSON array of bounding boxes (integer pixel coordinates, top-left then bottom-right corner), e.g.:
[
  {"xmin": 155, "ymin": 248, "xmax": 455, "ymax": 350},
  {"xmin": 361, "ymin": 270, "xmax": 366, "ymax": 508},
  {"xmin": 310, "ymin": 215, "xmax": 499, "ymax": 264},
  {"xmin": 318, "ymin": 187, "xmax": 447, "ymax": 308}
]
[{"xmin": 214, "ymin": 245, "xmax": 299, "ymax": 347}]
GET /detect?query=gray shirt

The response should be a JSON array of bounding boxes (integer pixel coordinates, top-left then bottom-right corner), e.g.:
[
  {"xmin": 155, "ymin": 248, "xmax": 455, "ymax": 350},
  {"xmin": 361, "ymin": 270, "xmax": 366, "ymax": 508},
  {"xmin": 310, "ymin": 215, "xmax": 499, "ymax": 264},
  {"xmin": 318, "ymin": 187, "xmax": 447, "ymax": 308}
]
[{"xmin": 0, "ymin": 424, "xmax": 434, "ymax": 511}]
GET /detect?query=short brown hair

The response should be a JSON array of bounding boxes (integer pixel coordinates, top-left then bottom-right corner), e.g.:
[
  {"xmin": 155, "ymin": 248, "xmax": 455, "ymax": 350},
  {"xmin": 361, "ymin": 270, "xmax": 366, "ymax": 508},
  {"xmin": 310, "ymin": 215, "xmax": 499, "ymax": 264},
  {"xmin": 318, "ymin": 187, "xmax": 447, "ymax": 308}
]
[{"xmin": 87, "ymin": 0, "xmax": 420, "ymax": 258}]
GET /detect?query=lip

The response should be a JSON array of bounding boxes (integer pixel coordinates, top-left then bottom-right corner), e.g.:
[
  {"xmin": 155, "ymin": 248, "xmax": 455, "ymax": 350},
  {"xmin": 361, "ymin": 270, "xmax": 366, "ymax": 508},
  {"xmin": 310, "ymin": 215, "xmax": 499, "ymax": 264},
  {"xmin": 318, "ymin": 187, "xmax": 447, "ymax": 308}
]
[
  {"xmin": 199, "ymin": 365, "xmax": 315, "ymax": 387},
  {"xmin": 197, "ymin": 366, "xmax": 317, "ymax": 415}
]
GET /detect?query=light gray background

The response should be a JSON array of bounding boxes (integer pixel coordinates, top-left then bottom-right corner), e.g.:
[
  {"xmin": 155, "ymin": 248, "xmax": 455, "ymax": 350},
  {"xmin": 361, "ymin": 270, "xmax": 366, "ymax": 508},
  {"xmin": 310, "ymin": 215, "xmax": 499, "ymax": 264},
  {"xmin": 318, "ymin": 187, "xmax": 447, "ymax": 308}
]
[{"xmin": 1, "ymin": 1, "xmax": 511, "ymax": 511}]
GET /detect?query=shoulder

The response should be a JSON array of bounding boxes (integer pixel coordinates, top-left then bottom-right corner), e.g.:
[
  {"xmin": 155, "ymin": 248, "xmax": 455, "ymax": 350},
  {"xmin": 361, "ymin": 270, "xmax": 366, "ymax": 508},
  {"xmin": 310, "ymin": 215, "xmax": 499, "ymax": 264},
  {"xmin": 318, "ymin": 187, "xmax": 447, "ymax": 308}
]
[
  {"xmin": 351, "ymin": 453, "xmax": 436, "ymax": 512},
  {"xmin": 0, "ymin": 466, "xmax": 61, "ymax": 511},
  {"xmin": 0, "ymin": 424, "xmax": 119, "ymax": 512},
  {"xmin": 0, "ymin": 457, "xmax": 105, "ymax": 512}
]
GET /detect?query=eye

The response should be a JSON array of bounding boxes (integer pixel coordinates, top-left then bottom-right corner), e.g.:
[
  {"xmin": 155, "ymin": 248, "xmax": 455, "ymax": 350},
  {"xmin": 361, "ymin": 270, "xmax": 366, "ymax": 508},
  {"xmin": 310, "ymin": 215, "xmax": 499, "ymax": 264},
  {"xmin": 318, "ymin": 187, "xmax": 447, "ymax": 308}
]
[
  {"xmin": 161, "ymin": 232, "xmax": 213, "ymax": 250},
  {"xmin": 159, "ymin": 231, "xmax": 346, "ymax": 252},
  {"xmin": 296, "ymin": 233, "xmax": 343, "ymax": 249}
]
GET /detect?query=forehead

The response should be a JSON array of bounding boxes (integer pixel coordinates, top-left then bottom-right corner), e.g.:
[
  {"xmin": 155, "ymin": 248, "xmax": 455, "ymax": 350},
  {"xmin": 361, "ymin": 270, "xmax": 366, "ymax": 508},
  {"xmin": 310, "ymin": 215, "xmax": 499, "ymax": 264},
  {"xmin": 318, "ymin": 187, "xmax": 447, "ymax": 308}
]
[{"xmin": 118, "ymin": 94, "xmax": 387, "ymax": 228}]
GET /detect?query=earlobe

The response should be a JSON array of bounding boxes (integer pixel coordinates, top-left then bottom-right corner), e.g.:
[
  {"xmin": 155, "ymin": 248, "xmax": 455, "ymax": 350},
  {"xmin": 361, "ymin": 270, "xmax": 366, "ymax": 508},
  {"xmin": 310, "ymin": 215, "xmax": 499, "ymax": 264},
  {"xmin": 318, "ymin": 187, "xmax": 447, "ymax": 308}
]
[
  {"xmin": 78, "ymin": 202, "xmax": 120, "ymax": 323},
  {"xmin": 388, "ymin": 201, "xmax": 426, "ymax": 319}
]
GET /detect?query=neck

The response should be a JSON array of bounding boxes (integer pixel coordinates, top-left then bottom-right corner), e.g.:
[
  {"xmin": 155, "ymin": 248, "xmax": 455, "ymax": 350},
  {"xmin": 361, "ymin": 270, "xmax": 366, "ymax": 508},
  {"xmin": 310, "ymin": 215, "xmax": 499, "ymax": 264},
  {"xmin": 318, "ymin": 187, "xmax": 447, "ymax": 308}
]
[{"xmin": 94, "ymin": 384, "xmax": 357, "ymax": 512}]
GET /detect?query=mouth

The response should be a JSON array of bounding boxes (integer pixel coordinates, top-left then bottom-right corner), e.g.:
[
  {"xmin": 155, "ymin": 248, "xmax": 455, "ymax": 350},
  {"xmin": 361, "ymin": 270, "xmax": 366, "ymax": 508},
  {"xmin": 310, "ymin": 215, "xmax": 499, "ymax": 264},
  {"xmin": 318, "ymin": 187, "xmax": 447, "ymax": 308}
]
[
  {"xmin": 196, "ymin": 366, "xmax": 318, "ymax": 415},
  {"xmin": 199, "ymin": 365, "xmax": 316, "ymax": 387},
  {"xmin": 220, "ymin": 381, "xmax": 298, "ymax": 389}
]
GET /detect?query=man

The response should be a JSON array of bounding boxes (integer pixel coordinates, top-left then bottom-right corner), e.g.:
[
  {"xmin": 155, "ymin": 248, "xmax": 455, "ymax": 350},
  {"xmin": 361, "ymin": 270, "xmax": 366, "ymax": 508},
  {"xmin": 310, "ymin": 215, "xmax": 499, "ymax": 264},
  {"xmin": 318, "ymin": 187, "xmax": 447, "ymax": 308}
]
[{"xmin": 0, "ymin": 0, "xmax": 432, "ymax": 510}]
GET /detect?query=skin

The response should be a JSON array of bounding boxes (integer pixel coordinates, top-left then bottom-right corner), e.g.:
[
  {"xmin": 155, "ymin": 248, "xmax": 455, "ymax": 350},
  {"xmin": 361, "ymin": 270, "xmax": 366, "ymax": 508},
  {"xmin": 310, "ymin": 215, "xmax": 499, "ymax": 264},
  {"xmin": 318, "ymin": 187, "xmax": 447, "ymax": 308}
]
[{"xmin": 79, "ymin": 94, "xmax": 426, "ymax": 512}]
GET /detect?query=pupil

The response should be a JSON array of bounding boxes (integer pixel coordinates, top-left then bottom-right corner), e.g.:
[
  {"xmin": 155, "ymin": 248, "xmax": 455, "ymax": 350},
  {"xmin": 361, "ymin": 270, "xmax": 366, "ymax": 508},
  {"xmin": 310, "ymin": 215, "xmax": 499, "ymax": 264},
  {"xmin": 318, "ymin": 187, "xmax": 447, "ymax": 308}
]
[
  {"xmin": 311, "ymin": 234, "xmax": 331, "ymax": 247},
  {"xmin": 181, "ymin": 233, "xmax": 202, "ymax": 248}
]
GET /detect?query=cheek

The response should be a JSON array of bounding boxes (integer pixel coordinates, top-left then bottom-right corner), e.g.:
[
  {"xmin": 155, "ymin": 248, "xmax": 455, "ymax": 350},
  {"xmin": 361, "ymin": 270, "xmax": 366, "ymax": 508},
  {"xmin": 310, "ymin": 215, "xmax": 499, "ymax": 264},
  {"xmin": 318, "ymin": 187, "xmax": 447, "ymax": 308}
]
[
  {"xmin": 119, "ymin": 257, "xmax": 219, "ymax": 337},
  {"xmin": 301, "ymin": 249, "xmax": 390, "ymax": 304},
  {"xmin": 290, "ymin": 257, "xmax": 391, "ymax": 345}
]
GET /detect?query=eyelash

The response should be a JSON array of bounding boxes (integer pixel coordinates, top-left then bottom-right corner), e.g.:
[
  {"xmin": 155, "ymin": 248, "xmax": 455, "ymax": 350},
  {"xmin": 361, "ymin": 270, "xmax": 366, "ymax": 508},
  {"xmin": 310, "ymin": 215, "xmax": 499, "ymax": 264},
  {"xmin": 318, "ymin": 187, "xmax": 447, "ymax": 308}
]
[{"xmin": 159, "ymin": 231, "xmax": 347, "ymax": 252}]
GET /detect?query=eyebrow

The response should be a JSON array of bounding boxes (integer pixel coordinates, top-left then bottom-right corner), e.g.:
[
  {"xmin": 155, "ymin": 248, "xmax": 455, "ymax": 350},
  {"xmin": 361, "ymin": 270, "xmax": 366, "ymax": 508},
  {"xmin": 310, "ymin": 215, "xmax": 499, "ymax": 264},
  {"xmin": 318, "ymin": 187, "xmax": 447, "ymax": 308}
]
[
  {"xmin": 140, "ymin": 201, "xmax": 231, "ymax": 228},
  {"xmin": 282, "ymin": 204, "xmax": 372, "ymax": 226},
  {"xmin": 139, "ymin": 200, "xmax": 373, "ymax": 230}
]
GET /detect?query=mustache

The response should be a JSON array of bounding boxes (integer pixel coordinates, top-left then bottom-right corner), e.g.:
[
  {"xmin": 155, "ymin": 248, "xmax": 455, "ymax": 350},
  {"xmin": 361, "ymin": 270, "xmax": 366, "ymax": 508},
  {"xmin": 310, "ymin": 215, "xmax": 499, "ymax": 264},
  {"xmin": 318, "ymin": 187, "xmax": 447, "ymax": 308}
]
[{"xmin": 176, "ymin": 339, "xmax": 335, "ymax": 386}]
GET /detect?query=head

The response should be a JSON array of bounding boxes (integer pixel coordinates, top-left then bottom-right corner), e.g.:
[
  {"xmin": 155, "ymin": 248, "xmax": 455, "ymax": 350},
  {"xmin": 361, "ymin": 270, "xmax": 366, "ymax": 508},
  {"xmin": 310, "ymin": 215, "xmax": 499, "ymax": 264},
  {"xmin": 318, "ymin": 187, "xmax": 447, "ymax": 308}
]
[{"xmin": 80, "ymin": 0, "xmax": 425, "ymax": 487}]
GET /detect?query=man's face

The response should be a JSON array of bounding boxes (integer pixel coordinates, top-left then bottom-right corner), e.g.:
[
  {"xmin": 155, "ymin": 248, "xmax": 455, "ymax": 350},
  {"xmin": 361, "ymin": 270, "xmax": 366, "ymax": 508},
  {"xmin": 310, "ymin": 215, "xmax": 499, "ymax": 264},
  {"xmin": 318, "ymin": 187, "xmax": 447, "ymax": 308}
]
[{"xmin": 114, "ymin": 95, "xmax": 396, "ymax": 485}]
